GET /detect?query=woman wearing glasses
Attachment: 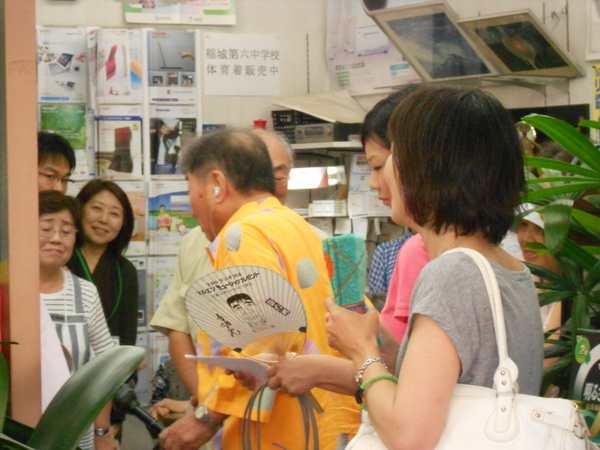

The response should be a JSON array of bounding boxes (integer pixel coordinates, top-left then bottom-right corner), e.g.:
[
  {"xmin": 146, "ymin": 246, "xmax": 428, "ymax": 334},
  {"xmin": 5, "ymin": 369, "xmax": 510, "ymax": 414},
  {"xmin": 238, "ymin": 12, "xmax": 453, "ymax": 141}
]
[{"xmin": 39, "ymin": 190, "xmax": 116, "ymax": 450}]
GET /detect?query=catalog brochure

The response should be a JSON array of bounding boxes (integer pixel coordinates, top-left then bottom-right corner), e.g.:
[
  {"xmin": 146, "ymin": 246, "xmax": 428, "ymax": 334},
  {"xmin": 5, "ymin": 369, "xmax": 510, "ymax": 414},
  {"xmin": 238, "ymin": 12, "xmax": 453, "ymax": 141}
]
[
  {"xmin": 147, "ymin": 255, "xmax": 177, "ymax": 315},
  {"xmin": 39, "ymin": 104, "xmax": 91, "ymax": 179},
  {"xmin": 148, "ymin": 105, "xmax": 198, "ymax": 176},
  {"xmin": 116, "ymin": 180, "xmax": 147, "ymax": 257},
  {"xmin": 148, "ymin": 180, "xmax": 198, "ymax": 255},
  {"xmin": 147, "ymin": 30, "xmax": 199, "ymax": 104},
  {"xmin": 37, "ymin": 26, "xmax": 88, "ymax": 103},
  {"xmin": 96, "ymin": 105, "xmax": 143, "ymax": 180},
  {"xmin": 95, "ymin": 28, "xmax": 143, "ymax": 104}
]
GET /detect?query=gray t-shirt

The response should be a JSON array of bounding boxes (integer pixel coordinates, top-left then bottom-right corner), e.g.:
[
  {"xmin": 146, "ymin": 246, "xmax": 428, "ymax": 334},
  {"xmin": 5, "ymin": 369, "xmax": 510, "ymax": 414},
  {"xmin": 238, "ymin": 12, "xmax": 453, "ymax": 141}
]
[{"xmin": 396, "ymin": 251, "xmax": 544, "ymax": 395}]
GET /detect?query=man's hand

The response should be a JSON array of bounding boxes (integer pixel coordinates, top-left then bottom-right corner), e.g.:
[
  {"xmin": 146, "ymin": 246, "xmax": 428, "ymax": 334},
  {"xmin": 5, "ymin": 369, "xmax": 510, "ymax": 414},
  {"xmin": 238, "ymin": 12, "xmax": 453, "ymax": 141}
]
[
  {"xmin": 150, "ymin": 398, "xmax": 190, "ymax": 420},
  {"xmin": 159, "ymin": 411, "xmax": 219, "ymax": 450}
]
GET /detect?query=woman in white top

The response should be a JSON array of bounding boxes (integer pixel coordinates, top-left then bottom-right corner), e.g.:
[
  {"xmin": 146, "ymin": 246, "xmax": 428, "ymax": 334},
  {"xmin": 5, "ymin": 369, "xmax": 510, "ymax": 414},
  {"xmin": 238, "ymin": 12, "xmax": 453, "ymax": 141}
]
[{"xmin": 39, "ymin": 190, "xmax": 117, "ymax": 450}]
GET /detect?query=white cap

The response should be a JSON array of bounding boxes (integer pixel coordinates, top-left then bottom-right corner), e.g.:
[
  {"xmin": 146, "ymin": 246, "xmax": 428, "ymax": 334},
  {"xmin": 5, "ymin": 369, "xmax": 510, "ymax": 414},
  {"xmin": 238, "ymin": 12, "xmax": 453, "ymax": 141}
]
[{"xmin": 518, "ymin": 203, "xmax": 544, "ymax": 229}]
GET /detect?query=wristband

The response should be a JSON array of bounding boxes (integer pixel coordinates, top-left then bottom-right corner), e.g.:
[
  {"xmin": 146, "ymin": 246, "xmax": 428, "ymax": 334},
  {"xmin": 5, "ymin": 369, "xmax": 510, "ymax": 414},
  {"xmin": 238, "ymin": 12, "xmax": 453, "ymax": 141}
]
[
  {"xmin": 355, "ymin": 374, "xmax": 398, "ymax": 410},
  {"xmin": 355, "ymin": 357, "xmax": 388, "ymax": 385}
]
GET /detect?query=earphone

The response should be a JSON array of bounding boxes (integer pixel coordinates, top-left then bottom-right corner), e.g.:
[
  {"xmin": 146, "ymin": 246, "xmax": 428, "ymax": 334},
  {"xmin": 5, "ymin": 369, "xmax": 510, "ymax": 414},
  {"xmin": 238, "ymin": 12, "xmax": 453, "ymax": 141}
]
[{"xmin": 214, "ymin": 186, "xmax": 221, "ymax": 197}]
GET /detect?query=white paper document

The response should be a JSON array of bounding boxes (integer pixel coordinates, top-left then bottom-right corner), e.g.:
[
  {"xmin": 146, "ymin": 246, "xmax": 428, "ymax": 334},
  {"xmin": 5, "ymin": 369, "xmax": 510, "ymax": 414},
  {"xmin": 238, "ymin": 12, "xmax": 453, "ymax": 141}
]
[{"xmin": 185, "ymin": 355, "xmax": 270, "ymax": 381}]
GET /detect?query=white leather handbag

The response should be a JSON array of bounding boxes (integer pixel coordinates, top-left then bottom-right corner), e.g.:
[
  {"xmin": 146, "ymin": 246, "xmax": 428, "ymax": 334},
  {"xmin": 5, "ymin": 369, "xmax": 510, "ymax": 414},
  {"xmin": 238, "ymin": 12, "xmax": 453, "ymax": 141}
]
[{"xmin": 347, "ymin": 248, "xmax": 596, "ymax": 449}]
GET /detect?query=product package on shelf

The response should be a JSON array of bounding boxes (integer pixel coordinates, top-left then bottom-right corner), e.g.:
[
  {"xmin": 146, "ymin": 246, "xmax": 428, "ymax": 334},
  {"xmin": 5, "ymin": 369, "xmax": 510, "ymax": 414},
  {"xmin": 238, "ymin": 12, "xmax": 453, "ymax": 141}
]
[
  {"xmin": 37, "ymin": 26, "xmax": 88, "ymax": 104},
  {"xmin": 39, "ymin": 103, "xmax": 91, "ymax": 179},
  {"xmin": 148, "ymin": 105, "xmax": 198, "ymax": 176},
  {"xmin": 148, "ymin": 180, "xmax": 197, "ymax": 255},
  {"xmin": 96, "ymin": 105, "xmax": 143, "ymax": 180},
  {"xmin": 147, "ymin": 29, "xmax": 199, "ymax": 104}
]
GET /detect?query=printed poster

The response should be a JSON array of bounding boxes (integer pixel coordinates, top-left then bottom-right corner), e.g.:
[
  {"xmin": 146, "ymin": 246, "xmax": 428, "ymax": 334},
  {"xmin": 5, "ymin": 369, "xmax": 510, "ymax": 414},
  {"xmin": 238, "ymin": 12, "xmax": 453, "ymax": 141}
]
[
  {"xmin": 147, "ymin": 30, "xmax": 199, "ymax": 103},
  {"xmin": 326, "ymin": 0, "xmax": 421, "ymax": 95},
  {"xmin": 148, "ymin": 105, "xmax": 198, "ymax": 176},
  {"xmin": 96, "ymin": 105, "xmax": 143, "ymax": 180},
  {"xmin": 37, "ymin": 26, "xmax": 88, "ymax": 103},
  {"xmin": 203, "ymin": 33, "xmax": 280, "ymax": 96},
  {"xmin": 39, "ymin": 104, "xmax": 90, "ymax": 179},
  {"xmin": 125, "ymin": 0, "xmax": 237, "ymax": 25},
  {"xmin": 95, "ymin": 28, "xmax": 143, "ymax": 104},
  {"xmin": 148, "ymin": 181, "xmax": 198, "ymax": 255}
]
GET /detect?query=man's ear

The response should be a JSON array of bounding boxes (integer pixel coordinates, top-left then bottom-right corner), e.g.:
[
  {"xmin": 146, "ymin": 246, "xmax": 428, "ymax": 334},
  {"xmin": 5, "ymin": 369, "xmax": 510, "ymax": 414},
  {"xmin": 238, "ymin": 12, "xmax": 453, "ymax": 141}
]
[{"xmin": 209, "ymin": 170, "xmax": 228, "ymax": 203}]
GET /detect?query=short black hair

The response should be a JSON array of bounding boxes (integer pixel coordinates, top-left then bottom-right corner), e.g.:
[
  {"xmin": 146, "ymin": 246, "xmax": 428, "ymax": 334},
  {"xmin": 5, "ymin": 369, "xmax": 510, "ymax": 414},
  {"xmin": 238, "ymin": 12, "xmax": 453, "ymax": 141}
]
[
  {"xmin": 181, "ymin": 128, "xmax": 276, "ymax": 195},
  {"xmin": 39, "ymin": 190, "xmax": 82, "ymax": 245},
  {"xmin": 389, "ymin": 85, "xmax": 525, "ymax": 244},
  {"xmin": 38, "ymin": 131, "xmax": 76, "ymax": 172},
  {"xmin": 76, "ymin": 179, "xmax": 135, "ymax": 256},
  {"xmin": 361, "ymin": 84, "xmax": 421, "ymax": 148}
]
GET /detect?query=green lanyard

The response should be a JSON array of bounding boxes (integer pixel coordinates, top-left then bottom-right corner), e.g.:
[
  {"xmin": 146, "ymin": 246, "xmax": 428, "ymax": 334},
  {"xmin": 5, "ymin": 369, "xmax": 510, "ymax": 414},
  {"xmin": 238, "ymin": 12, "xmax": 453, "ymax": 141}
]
[{"xmin": 75, "ymin": 248, "xmax": 122, "ymax": 322}]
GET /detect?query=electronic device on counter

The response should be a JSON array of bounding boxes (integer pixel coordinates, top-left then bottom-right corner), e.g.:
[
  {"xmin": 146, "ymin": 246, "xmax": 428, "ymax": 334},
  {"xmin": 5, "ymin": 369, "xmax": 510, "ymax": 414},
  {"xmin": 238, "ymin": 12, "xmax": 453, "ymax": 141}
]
[{"xmin": 294, "ymin": 122, "xmax": 362, "ymax": 143}]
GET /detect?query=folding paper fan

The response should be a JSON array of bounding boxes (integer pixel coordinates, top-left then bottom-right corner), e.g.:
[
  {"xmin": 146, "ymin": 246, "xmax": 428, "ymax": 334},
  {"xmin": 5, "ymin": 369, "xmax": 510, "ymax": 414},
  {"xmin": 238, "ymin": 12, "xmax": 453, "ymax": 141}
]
[{"xmin": 185, "ymin": 265, "xmax": 307, "ymax": 359}]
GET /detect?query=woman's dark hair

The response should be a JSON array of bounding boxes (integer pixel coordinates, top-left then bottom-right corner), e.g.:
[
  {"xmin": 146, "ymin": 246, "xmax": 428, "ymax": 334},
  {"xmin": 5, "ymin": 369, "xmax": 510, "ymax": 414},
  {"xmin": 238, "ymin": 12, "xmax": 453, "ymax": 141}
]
[
  {"xmin": 76, "ymin": 179, "xmax": 135, "ymax": 255},
  {"xmin": 361, "ymin": 84, "xmax": 421, "ymax": 148},
  {"xmin": 388, "ymin": 85, "xmax": 525, "ymax": 244},
  {"xmin": 39, "ymin": 190, "xmax": 83, "ymax": 246}
]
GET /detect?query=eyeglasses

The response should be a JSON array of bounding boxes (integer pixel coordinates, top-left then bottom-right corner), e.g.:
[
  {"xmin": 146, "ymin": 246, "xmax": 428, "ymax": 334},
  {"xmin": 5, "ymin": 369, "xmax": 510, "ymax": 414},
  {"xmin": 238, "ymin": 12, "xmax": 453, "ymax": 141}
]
[
  {"xmin": 274, "ymin": 175, "xmax": 290, "ymax": 186},
  {"xmin": 39, "ymin": 223, "xmax": 76, "ymax": 239},
  {"xmin": 38, "ymin": 172, "xmax": 74, "ymax": 186}
]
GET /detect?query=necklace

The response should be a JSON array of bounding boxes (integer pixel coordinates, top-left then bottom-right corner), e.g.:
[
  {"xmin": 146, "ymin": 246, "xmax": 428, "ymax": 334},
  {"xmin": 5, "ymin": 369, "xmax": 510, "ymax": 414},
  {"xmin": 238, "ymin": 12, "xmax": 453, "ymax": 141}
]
[{"xmin": 440, "ymin": 235, "xmax": 463, "ymax": 255}]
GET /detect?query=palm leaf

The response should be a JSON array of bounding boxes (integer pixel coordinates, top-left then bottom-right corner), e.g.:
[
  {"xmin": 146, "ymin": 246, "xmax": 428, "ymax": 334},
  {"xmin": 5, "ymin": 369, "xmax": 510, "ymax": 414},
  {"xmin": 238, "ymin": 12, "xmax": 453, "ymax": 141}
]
[
  {"xmin": 523, "ymin": 114, "xmax": 600, "ymax": 172},
  {"xmin": 27, "ymin": 346, "xmax": 144, "ymax": 450},
  {"xmin": 524, "ymin": 156, "xmax": 599, "ymax": 178}
]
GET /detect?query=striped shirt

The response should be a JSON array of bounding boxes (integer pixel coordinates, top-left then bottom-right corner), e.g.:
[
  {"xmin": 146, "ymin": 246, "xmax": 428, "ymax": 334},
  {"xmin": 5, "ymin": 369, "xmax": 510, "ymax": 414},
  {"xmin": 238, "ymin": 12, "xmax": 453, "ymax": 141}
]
[{"xmin": 41, "ymin": 269, "xmax": 116, "ymax": 361}]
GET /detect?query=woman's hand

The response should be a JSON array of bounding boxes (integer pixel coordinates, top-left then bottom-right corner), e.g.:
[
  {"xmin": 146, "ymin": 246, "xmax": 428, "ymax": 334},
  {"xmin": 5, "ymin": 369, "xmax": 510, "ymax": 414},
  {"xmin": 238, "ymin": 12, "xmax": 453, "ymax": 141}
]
[
  {"xmin": 324, "ymin": 298, "xmax": 380, "ymax": 363},
  {"xmin": 266, "ymin": 355, "xmax": 320, "ymax": 397}
]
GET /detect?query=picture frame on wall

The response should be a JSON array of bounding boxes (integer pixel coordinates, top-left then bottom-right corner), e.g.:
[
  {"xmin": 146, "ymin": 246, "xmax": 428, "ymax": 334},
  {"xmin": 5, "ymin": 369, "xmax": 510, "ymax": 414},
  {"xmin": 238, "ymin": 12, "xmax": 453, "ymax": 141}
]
[
  {"xmin": 459, "ymin": 10, "xmax": 584, "ymax": 78},
  {"xmin": 369, "ymin": 0, "xmax": 497, "ymax": 82}
]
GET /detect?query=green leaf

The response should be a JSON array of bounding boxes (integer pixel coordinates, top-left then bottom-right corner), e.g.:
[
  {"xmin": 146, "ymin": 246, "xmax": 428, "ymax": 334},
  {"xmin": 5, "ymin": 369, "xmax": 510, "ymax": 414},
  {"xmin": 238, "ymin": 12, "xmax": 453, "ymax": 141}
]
[
  {"xmin": 526, "ymin": 183, "xmax": 600, "ymax": 201},
  {"xmin": 524, "ymin": 114, "xmax": 600, "ymax": 171},
  {"xmin": 524, "ymin": 156, "xmax": 600, "ymax": 178},
  {"xmin": 561, "ymin": 239, "xmax": 598, "ymax": 272},
  {"xmin": 542, "ymin": 201, "xmax": 572, "ymax": 253},
  {"xmin": 27, "ymin": 346, "xmax": 144, "ymax": 450},
  {"xmin": 572, "ymin": 209, "xmax": 600, "ymax": 233},
  {"xmin": 0, "ymin": 433, "xmax": 34, "ymax": 449}
]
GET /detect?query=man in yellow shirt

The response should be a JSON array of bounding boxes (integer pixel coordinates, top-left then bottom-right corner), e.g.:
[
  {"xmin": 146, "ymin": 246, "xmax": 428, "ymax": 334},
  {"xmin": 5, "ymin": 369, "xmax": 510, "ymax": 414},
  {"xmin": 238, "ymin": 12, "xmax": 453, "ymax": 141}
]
[{"xmin": 159, "ymin": 128, "xmax": 360, "ymax": 449}]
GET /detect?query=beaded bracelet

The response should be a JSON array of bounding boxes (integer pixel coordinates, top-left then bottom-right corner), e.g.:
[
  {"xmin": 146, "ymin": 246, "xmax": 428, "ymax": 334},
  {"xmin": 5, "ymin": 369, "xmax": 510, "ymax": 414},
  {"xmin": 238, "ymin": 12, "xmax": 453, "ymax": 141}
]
[
  {"xmin": 355, "ymin": 374, "xmax": 398, "ymax": 410},
  {"xmin": 355, "ymin": 357, "xmax": 388, "ymax": 385}
]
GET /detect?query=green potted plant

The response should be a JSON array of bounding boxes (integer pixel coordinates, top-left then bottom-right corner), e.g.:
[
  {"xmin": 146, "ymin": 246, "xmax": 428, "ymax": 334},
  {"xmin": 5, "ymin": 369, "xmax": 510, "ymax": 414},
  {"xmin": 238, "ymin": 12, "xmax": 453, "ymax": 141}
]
[
  {"xmin": 520, "ymin": 114, "xmax": 600, "ymax": 397},
  {"xmin": 0, "ymin": 345, "xmax": 145, "ymax": 449}
]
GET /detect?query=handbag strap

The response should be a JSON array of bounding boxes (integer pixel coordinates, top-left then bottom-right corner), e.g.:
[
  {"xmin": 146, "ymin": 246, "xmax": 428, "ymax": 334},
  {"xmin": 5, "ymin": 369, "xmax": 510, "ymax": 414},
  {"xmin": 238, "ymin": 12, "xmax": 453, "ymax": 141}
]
[{"xmin": 444, "ymin": 248, "xmax": 520, "ymax": 396}]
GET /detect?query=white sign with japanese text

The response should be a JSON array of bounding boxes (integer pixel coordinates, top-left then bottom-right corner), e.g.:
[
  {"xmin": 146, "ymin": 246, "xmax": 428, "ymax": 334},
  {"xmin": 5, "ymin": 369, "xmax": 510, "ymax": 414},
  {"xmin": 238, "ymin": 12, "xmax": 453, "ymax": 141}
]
[{"xmin": 203, "ymin": 33, "xmax": 280, "ymax": 96}]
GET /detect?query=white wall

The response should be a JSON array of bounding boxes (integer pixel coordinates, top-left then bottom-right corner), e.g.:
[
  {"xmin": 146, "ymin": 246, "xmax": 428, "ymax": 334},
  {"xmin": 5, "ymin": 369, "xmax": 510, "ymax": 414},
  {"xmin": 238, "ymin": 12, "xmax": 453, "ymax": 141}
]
[{"xmin": 36, "ymin": 0, "xmax": 596, "ymax": 125}]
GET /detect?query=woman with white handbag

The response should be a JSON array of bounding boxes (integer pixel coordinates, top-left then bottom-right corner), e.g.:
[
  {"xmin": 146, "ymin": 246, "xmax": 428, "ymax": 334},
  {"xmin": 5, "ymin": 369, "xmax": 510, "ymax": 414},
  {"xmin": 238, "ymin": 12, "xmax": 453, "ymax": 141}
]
[{"xmin": 267, "ymin": 85, "xmax": 595, "ymax": 449}]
